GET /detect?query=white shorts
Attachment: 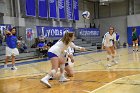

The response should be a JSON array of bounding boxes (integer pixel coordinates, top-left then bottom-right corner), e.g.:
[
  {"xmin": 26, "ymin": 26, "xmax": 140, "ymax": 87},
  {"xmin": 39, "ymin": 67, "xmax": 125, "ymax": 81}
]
[
  {"xmin": 6, "ymin": 46, "xmax": 19, "ymax": 56},
  {"xmin": 103, "ymin": 43, "xmax": 113, "ymax": 47}
]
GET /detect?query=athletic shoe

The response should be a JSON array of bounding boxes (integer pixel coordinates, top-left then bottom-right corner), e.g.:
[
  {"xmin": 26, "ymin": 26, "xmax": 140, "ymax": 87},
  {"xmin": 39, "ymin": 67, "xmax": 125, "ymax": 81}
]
[
  {"xmin": 41, "ymin": 78, "xmax": 51, "ymax": 88},
  {"xmin": 107, "ymin": 64, "xmax": 112, "ymax": 67},
  {"xmin": 49, "ymin": 76, "xmax": 54, "ymax": 80},
  {"xmin": 112, "ymin": 60, "xmax": 118, "ymax": 64},
  {"xmin": 11, "ymin": 66, "xmax": 17, "ymax": 70},
  {"xmin": 59, "ymin": 76, "xmax": 70, "ymax": 82}
]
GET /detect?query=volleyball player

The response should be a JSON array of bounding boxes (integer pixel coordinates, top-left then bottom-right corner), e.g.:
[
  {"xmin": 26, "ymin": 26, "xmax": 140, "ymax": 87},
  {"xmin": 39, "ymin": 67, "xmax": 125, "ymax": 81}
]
[
  {"xmin": 132, "ymin": 27, "xmax": 139, "ymax": 51},
  {"xmin": 64, "ymin": 46, "xmax": 75, "ymax": 77},
  {"xmin": 102, "ymin": 27, "xmax": 118, "ymax": 67},
  {"xmin": 41, "ymin": 32, "xmax": 85, "ymax": 88}
]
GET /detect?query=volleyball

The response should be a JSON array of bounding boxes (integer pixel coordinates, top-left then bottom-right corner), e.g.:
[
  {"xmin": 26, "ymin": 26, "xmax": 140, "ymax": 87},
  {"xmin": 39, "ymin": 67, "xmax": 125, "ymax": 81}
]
[{"xmin": 82, "ymin": 11, "xmax": 90, "ymax": 19}]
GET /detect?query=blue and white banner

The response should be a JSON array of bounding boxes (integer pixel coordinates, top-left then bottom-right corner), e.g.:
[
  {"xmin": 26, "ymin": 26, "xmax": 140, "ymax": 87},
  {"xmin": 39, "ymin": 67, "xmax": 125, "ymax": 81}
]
[
  {"xmin": 58, "ymin": 0, "xmax": 65, "ymax": 19},
  {"xmin": 38, "ymin": 0, "xmax": 48, "ymax": 18},
  {"xmin": 49, "ymin": 0, "xmax": 57, "ymax": 18},
  {"xmin": 26, "ymin": 28, "xmax": 34, "ymax": 41},
  {"xmin": 26, "ymin": 0, "xmax": 36, "ymax": 16},
  {"xmin": 73, "ymin": 0, "xmax": 79, "ymax": 20},
  {"xmin": 78, "ymin": 28, "xmax": 100, "ymax": 37},
  {"xmin": 0, "ymin": 24, "xmax": 11, "ymax": 35},
  {"xmin": 36, "ymin": 26, "xmax": 73, "ymax": 38},
  {"xmin": 66, "ymin": 0, "xmax": 73, "ymax": 20}
]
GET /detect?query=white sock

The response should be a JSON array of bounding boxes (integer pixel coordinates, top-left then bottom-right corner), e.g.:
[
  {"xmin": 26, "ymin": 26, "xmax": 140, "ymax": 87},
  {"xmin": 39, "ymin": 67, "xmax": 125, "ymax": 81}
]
[
  {"xmin": 60, "ymin": 72, "xmax": 65, "ymax": 78},
  {"xmin": 60, "ymin": 64, "xmax": 65, "ymax": 78}
]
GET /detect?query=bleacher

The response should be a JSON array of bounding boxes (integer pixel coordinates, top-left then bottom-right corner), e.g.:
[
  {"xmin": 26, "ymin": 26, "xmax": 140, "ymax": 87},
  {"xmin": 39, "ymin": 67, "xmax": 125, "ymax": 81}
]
[
  {"xmin": 73, "ymin": 38, "xmax": 99, "ymax": 52},
  {"xmin": 0, "ymin": 37, "xmax": 102, "ymax": 63},
  {"xmin": 79, "ymin": 36, "xmax": 102, "ymax": 50}
]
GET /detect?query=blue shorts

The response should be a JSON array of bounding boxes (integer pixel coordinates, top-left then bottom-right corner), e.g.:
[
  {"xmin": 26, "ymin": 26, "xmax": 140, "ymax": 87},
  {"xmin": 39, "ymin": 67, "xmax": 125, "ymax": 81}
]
[{"xmin": 47, "ymin": 52, "xmax": 58, "ymax": 59}]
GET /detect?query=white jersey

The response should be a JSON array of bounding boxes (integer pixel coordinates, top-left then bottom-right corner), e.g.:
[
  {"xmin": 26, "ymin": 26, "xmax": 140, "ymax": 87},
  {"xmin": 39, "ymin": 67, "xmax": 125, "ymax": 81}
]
[
  {"xmin": 48, "ymin": 40, "xmax": 81, "ymax": 56},
  {"xmin": 65, "ymin": 46, "xmax": 75, "ymax": 67},
  {"xmin": 66, "ymin": 46, "xmax": 74, "ymax": 55},
  {"xmin": 102, "ymin": 32, "xmax": 116, "ymax": 47}
]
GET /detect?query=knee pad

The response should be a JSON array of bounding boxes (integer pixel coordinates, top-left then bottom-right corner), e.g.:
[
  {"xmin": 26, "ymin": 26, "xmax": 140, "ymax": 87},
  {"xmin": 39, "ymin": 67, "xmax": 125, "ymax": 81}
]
[
  {"xmin": 133, "ymin": 44, "xmax": 135, "ymax": 47},
  {"xmin": 136, "ymin": 44, "xmax": 138, "ymax": 46}
]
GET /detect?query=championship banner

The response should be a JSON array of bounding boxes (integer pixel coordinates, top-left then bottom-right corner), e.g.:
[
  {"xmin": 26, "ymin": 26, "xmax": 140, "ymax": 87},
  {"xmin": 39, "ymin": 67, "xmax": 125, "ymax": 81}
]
[
  {"xmin": 26, "ymin": 0, "xmax": 36, "ymax": 16},
  {"xmin": 58, "ymin": 0, "xmax": 65, "ymax": 19},
  {"xmin": 36, "ymin": 26, "xmax": 73, "ymax": 38},
  {"xmin": 66, "ymin": 0, "xmax": 73, "ymax": 20},
  {"xmin": 0, "ymin": 24, "xmax": 11, "ymax": 35},
  {"xmin": 78, "ymin": 28, "xmax": 100, "ymax": 37},
  {"xmin": 49, "ymin": 0, "xmax": 57, "ymax": 18},
  {"xmin": 26, "ymin": 28, "xmax": 34, "ymax": 41},
  {"xmin": 73, "ymin": 0, "xmax": 79, "ymax": 20},
  {"xmin": 38, "ymin": 0, "xmax": 48, "ymax": 18}
]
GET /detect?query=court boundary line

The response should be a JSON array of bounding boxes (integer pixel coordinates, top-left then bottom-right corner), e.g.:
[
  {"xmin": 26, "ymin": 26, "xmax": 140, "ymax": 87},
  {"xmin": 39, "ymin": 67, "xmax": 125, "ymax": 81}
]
[
  {"xmin": 0, "ymin": 48, "xmax": 126, "ymax": 69},
  {"xmin": 89, "ymin": 74, "xmax": 140, "ymax": 93},
  {"xmin": 0, "ymin": 48, "xmax": 136, "ymax": 79},
  {"xmin": 1, "ymin": 69, "xmax": 140, "ymax": 79},
  {"xmin": 0, "ymin": 51, "xmax": 99, "ymax": 69}
]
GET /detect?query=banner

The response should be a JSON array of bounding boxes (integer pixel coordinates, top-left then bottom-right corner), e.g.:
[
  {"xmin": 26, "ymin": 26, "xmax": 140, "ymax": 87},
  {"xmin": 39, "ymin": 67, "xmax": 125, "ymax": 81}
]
[
  {"xmin": 49, "ymin": 0, "xmax": 57, "ymax": 18},
  {"xmin": 36, "ymin": 26, "xmax": 73, "ymax": 38},
  {"xmin": 73, "ymin": 0, "xmax": 79, "ymax": 20},
  {"xmin": 78, "ymin": 28, "xmax": 100, "ymax": 37},
  {"xmin": 26, "ymin": 28, "xmax": 34, "ymax": 41},
  {"xmin": 0, "ymin": 24, "xmax": 11, "ymax": 35},
  {"xmin": 66, "ymin": 0, "xmax": 73, "ymax": 20},
  {"xmin": 38, "ymin": 0, "xmax": 48, "ymax": 18},
  {"xmin": 58, "ymin": 0, "xmax": 65, "ymax": 19},
  {"xmin": 26, "ymin": 0, "xmax": 36, "ymax": 16}
]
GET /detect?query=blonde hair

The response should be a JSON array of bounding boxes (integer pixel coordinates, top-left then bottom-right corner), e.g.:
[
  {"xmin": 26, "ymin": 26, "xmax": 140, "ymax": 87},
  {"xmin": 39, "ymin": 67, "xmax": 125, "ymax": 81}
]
[{"xmin": 61, "ymin": 32, "xmax": 74, "ymax": 45}]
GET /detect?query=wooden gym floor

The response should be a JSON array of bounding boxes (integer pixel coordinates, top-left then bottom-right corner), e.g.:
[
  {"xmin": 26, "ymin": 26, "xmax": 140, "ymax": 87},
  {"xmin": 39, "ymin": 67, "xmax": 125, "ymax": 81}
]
[{"xmin": 0, "ymin": 47, "xmax": 140, "ymax": 93}]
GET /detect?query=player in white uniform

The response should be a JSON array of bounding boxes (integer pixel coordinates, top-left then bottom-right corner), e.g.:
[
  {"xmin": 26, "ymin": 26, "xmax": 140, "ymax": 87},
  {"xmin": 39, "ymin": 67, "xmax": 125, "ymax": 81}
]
[
  {"xmin": 64, "ymin": 46, "xmax": 75, "ymax": 77},
  {"xmin": 102, "ymin": 27, "xmax": 117, "ymax": 67},
  {"xmin": 41, "ymin": 32, "xmax": 85, "ymax": 88}
]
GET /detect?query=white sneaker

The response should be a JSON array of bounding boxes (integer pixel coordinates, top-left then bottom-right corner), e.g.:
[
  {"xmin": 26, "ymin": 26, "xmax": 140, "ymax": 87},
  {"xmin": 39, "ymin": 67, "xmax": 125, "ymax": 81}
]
[
  {"xmin": 49, "ymin": 76, "xmax": 54, "ymax": 80},
  {"xmin": 4, "ymin": 64, "xmax": 8, "ymax": 69},
  {"xmin": 11, "ymin": 66, "xmax": 17, "ymax": 70},
  {"xmin": 59, "ymin": 76, "xmax": 70, "ymax": 82},
  {"xmin": 107, "ymin": 64, "xmax": 112, "ymax": 67},
  {"xmin": 112, "ymin": 60, "xmax": 118, "ymax": 64},
  {"xmin": 41, "ymin": 78, "xmax": 51, "ymax": 88}
]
